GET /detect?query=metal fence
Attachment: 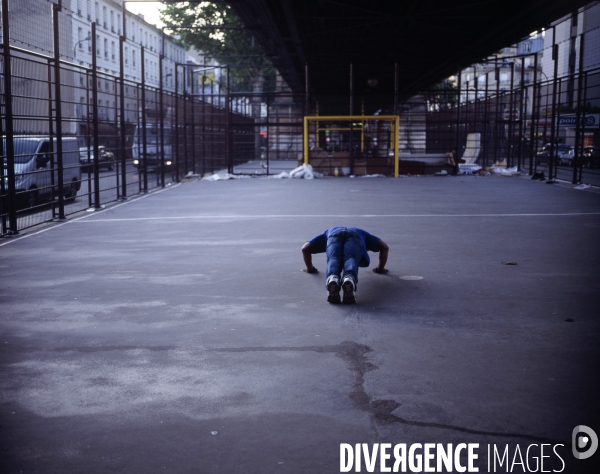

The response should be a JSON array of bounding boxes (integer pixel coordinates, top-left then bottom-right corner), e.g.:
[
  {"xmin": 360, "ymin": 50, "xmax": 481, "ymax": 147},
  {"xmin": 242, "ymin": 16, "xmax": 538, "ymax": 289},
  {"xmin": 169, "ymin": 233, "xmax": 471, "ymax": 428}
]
[
  {"xmin": 419, "ymin": 6, "xmax": 600, "ymax": 183},
  {"xmin": 422, "ymin": 67, "xmax": 600, "ymax": 183},
  {"xmin": 2, "ymin": 1, "xmax": 599, "ymax": 237},
  {"xmin": 0, "ymin": 0, "xmax": 306, "ymax": 237}
]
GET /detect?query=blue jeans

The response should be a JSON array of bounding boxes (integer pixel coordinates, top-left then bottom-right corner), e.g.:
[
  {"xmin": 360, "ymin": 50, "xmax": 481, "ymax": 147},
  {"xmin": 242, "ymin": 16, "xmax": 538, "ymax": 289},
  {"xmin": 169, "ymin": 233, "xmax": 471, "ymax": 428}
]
[{"xmin": 326, "ymin": 227, "xmax": 363, "ymax": 288}]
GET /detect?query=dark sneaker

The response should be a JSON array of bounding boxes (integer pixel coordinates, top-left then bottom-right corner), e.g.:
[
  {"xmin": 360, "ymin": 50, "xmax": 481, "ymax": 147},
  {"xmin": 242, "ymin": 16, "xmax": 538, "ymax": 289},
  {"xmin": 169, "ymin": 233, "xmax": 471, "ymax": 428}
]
[
  {"xmin": 327, "ymin": 280, "xmax": 341, "ymax": 303},
  {"xmin": 342, "ymin": 280, "xmax": 356, "ymax": 304}
]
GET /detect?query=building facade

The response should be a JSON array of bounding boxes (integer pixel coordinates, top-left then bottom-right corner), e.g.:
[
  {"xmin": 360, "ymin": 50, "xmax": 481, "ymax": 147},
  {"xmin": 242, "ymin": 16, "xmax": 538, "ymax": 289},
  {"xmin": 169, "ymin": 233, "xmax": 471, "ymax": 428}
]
[
  {"xmin": 3, "ymin": 0, "xmax": 188, "ymax": 133},
  {"xmin": 70, "ymin": 0, "xmax": 186, "ymax": 124}
]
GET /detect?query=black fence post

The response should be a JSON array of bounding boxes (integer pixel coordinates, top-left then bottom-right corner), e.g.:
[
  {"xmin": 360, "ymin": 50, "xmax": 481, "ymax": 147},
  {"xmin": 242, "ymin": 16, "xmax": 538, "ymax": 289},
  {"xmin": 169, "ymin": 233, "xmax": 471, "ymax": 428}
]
[
  {"xmin": 159, "ymin": 54, "xmax": 165, "ymax": 188},
  {"xmin": 47, "ymin": 60, "xmax": 56, "ymax": 218},
  {"xmin": 91, "ymin": 23, "xmax": 101, "ymax": 209},
  {"xmin": 483, "ymin": 73, "xmax": 489, "ymax": 167},
  {"xmin": 190, "ymin": 72, "xmax": 196, "ymax": 175},
  {"xmin": 455, "ymin": 69, "xmax": 462, "ymax": 174},
  {"xmin": 201, "ymin": 72, "xmax": 206, "ymax": 176},
  {"xmin": 507, "ymin": 62, "xmax": 515, "ymax": 168},
  {"xmin": 494, "ymin": 65, "xmax": 500, "ymax": 166},
  {"xmin": 349, "ymin": 63, "xmax": 354, "ymax": 174},
  {"xmin": 518, "ymin": 57, "xmax": 525, "ymax": 170},
  {"xmin": 141, "ymin": 46, "xmax": 148, "ymax": 193},
  {"xmin": 266, "ymin": 95, "xmax": 270, "ymax": 175},
  {"xmin": 52, "ymin": 3, "xmax": 66, "ymax": 219},
  {"xmin": 573, "ymin": 34, "xmax": 585, "ymax": 184},
  {"xmin": 183, "ymin": 69, "xmax": 189, "ymax": 176},
  {"xmin": 174, "ymin": 64, "xmax": 180, "ymax": 182},
  {"xmin": 529, "ymin": 53, "xmax": 538, "ymax": 175},
  {"xmin": 119, "ymin": 35, "xmax": 127, "ymax": 199},
  {"xmin": 226, "ymin": 65, "xmax": 232, "ymax": 174},
  {"xmin": 549, "ymin": 36, "xmax": 559, "ymax": 181},
  {"xmin": 2, "ymin": 0, "xmax": 18, "ymax": 235},
  {"xmin": 578, "ymin": 72, "xmax": 588, "ymax": 184},
  {"xmin": 86, "ymin": 71, "xmax": 93, "ymax": 209},
  {"xmin": 0, "ymin": 59, "xmax": 5, "ymax": 235}
]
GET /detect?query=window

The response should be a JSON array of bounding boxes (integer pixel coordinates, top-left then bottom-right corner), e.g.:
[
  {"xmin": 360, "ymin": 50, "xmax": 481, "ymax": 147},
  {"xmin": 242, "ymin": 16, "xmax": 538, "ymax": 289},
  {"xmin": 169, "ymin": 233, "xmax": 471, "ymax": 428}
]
[
  {"xmin": 124, "ymin": 47, "xmax": 128, "ymax": 64},
  {"xmin": 110, "ymin": 10, "xmax": 114, "ymax": 32},
  {"xmin": 95, "ymin": 2, "xmax": 99, "ymax": 23},
  {"xmin": 104, "ymin": 38, "xmax": 108, "ymax": 58},
  {"xmin": 111, "ymin": 41, "xmax": 116, "ymax": 61},
  {"xmin": 103, "ymin": 6, "xmax": 107, "ymax": 28},
  {"xmin": 500, "ymin": 72, "xmax": 509, "ymax": 85}
]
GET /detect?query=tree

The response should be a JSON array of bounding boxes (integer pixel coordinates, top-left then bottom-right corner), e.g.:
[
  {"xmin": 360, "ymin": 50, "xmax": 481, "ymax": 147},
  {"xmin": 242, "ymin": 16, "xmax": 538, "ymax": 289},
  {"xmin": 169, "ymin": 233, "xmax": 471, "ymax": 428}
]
[
  {"xmin": 160, "ymin": 2, "xmax": 275, "ymax": 94},
  {"xmin": 161, "ymin": 2, "xmax": 275, "ymax": 161},
  {"xmin": 426, "ymin": 79, "xmax": 459, "ymax": 112}
]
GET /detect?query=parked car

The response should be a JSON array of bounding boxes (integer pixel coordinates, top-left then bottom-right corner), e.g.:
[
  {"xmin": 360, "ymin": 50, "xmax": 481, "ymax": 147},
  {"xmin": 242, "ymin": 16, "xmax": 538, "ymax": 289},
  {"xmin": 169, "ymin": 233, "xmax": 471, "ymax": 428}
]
[
  {"xmin": 3, "ymin": 136, "xmax": 81, "ymax": 208},
  {"xmin": 557, "ymin": 146, "xmax": 575, "ymax": 166},
  {"xmin": 79, "ymin": 145, "xmax": 115, "ymax": 171},
  {"xmin": 582, "ymin": 146, "xmax": 600, "ymax": 168},
  {"xmin": 535, "ymin": 143, "xmax": 571, "ymax": 165}
]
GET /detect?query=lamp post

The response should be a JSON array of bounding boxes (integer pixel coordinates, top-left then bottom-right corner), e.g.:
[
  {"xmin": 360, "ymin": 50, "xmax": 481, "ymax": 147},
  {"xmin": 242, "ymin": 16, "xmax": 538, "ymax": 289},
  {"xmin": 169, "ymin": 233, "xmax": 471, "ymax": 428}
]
[{"xmin": 73, "ymin": 35, "xmax": 91, "ymax": 58}]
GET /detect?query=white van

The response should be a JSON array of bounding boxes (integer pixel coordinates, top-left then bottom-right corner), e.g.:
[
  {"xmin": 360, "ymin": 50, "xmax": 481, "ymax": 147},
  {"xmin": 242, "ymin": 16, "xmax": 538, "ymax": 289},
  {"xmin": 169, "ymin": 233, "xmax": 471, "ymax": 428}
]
[
  {"xmin": 132, "ymin": 124, "xmax": 175, "ymax": 170},
  {"xmin": 4, "ymin": 136, "xmax": 82, "ymax": 207}
]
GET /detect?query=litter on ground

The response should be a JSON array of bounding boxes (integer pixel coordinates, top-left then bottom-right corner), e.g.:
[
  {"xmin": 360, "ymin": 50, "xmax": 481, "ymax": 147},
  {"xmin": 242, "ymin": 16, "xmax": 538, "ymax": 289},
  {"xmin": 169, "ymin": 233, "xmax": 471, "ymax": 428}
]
[
  {"xmin": 492, "ymin": 166, "xmax": 520, "ymax": 177},
  {"xmin": 574, "ymin": 183, "xmax": 591, "ymax": 190},
  {"xmin": 202, "ymin": 172, "xmax": 250, "ymax": 181}
]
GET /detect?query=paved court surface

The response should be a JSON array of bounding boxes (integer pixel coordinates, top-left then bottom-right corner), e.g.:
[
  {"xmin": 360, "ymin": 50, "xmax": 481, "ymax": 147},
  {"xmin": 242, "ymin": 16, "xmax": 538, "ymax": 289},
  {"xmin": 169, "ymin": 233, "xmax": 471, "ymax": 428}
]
[{"xmin": 1, "ymin": 175, "xmax": 599, "ymax": 474}]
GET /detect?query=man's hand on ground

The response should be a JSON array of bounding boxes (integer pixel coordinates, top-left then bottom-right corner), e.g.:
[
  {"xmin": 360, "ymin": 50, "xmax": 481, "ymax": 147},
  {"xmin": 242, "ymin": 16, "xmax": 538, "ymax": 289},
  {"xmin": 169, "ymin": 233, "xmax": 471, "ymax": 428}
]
[
  {"xmin": 303, "ymin": 267, "xmax": 319, "ymax": 274},
  {"xmin": 372, "ymin": 267, "xmax": 388, "ymax": 274}
]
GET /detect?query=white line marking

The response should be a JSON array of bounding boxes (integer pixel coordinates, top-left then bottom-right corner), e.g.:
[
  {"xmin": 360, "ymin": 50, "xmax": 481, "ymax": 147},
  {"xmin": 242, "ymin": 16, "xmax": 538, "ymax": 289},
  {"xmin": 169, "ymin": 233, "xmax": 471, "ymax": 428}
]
[
  {"xmin": 0, "ymin": 184, "xmax": 181, "ymax": 247},
  {"xmin": 74, "ymin": 212, "xmax": 600, "ymax": 223}
]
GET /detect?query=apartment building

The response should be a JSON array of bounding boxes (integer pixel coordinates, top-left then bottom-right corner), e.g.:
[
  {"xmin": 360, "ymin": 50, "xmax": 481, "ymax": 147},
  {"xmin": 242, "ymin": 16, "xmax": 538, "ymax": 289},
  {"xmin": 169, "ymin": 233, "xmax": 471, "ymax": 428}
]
[
  {"xmin": 458, "ymin": 35, "xmax": 544, "ymax": 110},
  {"xmin": 540, "ymin": 2, "xmax": 600, "ymax": 146},
  {"xmin": 4, "ymin": 0, "xmax": 187, "ymax": 133},
  {"xmin": 70, "ymin": 0, "xmax": 186, "ymax": 123}
]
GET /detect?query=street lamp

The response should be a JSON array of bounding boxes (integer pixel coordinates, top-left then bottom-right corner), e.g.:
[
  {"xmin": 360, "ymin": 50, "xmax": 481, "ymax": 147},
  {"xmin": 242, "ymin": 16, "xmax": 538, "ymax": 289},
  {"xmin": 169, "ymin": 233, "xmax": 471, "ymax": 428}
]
[{"xmin": 73, "ymin": 35, "xmax": 91, "ymax": 58}]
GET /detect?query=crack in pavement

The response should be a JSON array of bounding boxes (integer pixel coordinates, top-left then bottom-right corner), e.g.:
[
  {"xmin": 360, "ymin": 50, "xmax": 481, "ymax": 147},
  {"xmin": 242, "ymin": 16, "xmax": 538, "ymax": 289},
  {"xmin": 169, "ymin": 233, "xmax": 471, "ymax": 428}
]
[{"xmin": 212, "ymin": 341, "xmax": 562, "ymax": 444}]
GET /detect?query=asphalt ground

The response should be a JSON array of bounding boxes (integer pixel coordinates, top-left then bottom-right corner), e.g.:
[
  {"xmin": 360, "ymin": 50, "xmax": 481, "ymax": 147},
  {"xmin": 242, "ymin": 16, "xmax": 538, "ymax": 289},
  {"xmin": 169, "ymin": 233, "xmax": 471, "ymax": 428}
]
[{"xmin": 1, "ymin": 174, "xmax": 600, "ymax": 474}]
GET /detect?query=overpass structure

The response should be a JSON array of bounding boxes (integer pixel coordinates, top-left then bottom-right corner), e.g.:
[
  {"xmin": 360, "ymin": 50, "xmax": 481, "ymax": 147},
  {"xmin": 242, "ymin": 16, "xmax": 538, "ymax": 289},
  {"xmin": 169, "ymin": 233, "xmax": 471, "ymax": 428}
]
[{"xmin": 231, "ymin": 0, "xmax": 591, "ymax": 104}]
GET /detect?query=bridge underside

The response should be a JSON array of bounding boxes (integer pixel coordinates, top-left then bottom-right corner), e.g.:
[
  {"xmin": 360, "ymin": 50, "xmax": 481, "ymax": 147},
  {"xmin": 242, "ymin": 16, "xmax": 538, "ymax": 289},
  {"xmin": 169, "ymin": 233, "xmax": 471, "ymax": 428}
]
[{"xmin": 231, "ymin": 0, "xmax": 590, "ymax": 105}]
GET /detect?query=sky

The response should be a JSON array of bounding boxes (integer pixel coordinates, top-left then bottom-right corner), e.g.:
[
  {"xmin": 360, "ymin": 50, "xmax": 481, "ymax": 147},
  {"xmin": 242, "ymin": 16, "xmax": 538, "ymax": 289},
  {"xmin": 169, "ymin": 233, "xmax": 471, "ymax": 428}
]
[{"xmin": 125, "ymin": 1, "xmax": 165, "ymax": 29}]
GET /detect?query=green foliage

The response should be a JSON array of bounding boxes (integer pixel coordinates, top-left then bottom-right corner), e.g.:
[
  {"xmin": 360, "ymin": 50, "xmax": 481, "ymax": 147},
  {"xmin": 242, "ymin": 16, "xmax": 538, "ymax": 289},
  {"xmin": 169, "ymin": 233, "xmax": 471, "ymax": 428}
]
[
  {"xmin": 426, "ymin": 79, "xmax": 459, "ymax": 110},
  {"xmin": 161, "ymin": 2, "xmax": 276, "ymax": 93}
]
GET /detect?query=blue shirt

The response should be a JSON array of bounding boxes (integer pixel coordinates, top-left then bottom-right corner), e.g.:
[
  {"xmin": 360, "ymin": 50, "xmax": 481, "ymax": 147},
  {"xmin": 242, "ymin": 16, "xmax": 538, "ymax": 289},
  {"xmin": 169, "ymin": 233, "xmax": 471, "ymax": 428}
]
[{"xmin": 308, "ymin": 226, "xmax": 381, "ymax": 267}]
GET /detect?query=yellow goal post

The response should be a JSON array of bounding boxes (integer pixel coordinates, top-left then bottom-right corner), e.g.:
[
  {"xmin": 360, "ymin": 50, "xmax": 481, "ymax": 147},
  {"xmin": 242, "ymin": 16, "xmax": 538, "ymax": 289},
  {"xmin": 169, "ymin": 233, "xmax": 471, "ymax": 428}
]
[{"xmin": 303, "ymin": 115, "xmax": 400, "ymax": 177}]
